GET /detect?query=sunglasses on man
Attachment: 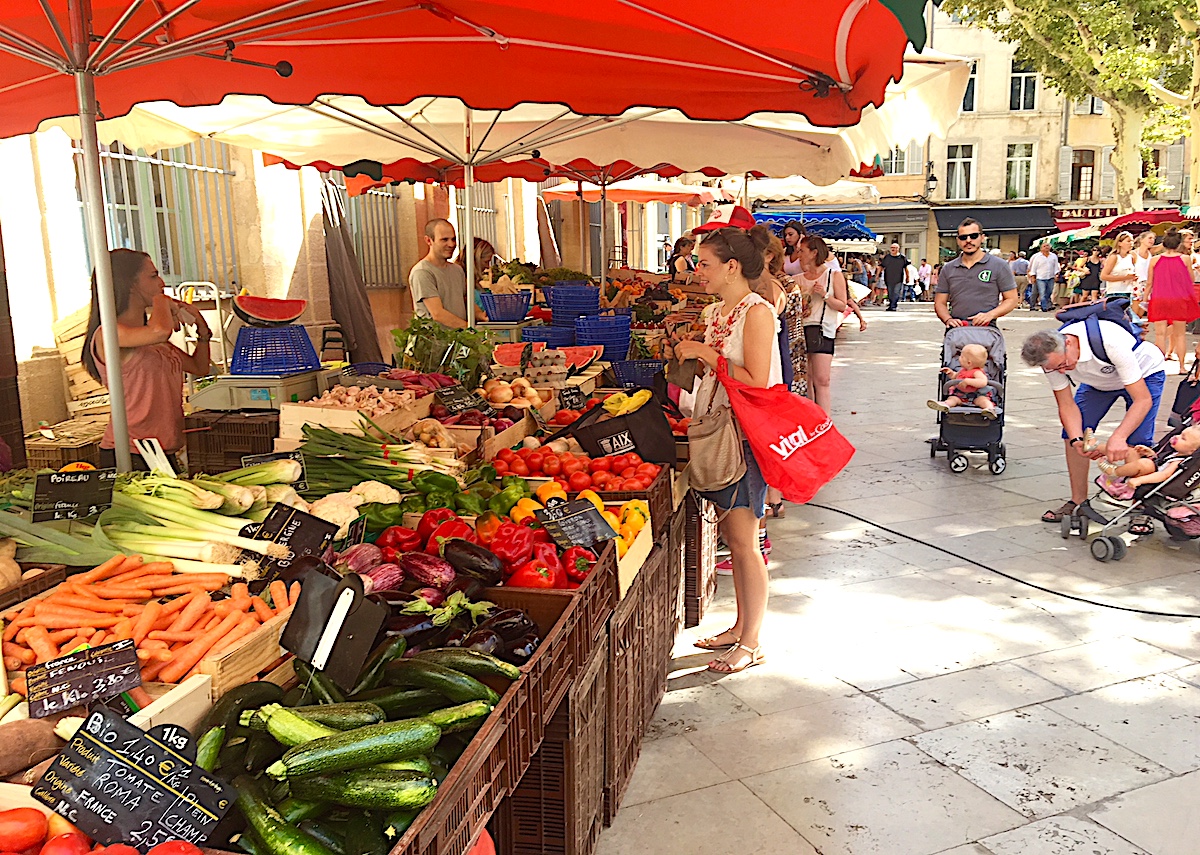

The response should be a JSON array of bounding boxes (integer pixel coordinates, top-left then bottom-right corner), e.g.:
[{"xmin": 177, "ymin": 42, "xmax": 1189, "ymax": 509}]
[{"xmin": 956, "ymin": 232, "xmax": 981, "ymax": 241}]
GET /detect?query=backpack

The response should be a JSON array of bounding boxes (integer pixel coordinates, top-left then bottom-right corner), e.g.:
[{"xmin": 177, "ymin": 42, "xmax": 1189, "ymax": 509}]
[{"xmin": 1056, "ymin": 298, "xmax": 1140, "ymax": 364}]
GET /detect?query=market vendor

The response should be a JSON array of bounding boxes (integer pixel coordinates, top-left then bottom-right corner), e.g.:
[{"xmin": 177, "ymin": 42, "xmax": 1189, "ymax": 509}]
[
  {"xmin": 82, "ymin": 248, "xmax": 212, "ymax": 470},
  {"xmin": 411, "ymin": 218, "xmax": 488, "ymax": 329}
]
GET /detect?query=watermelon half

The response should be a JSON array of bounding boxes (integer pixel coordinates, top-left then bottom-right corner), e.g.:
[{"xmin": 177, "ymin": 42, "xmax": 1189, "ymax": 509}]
[
  {"xmin": 558, "ymin": 345, "xmax": 604, "ymax": 369},
  {"xmin": 493, "ymin": 342, "xmax": 546, "ymax": 366},
  {"xmin": 233, "ymin": 295, "xmax": 307, "ymax": 327}
]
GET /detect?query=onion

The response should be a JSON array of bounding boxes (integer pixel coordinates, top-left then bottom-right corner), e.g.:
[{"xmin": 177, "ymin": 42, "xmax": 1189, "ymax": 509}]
[{"xmin": 488, "ymin": 385, "xmax": 515, "ymax": 404}]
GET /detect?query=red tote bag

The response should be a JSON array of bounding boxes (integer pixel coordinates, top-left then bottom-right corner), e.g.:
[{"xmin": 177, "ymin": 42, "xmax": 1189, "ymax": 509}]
[{"xmin": 715, "ymin": 357, "xmax": 855, "ymax": 503}]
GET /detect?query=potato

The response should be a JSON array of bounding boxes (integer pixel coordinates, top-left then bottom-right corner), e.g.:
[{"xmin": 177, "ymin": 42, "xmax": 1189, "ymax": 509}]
[{"xmin": 0, "ymin": 718, "xmax": 63, "ymax": 777}]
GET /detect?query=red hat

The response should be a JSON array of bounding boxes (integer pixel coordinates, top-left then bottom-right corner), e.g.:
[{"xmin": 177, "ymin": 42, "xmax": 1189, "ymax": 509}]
[{"xmin": 693, "ymin": 204, "xmax": 756, "ymax": 233}]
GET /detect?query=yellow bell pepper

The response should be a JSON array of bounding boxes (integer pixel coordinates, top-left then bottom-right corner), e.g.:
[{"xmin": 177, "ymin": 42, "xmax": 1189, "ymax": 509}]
[
  {"xmin": 620, "ymin": 499, "xmax": 650, "ymax": 521},
  {"xmin": 576, "ymin": 489, "xmax": 605, "ymax": 513},
  {"xmin": 616, "ymin": 536, "xmax": 629, "ymax": 558},
  {"xmin": 510, "ymin": 498, "xmax": 543, "ymax": 524},
  {"xmin": 620, "ymin": 512, "xmax": 645, "ymax": 536},
  {"xmin": 536, "ymin": 481, "xmax": 567, "ymax": 505},
  {"xmin": 619, "ymin": 522, "xmax": 640, "ymax": 543},
  {"xmin": 600, "ymin": 510, "xmax": 621, "ymax": 532}
]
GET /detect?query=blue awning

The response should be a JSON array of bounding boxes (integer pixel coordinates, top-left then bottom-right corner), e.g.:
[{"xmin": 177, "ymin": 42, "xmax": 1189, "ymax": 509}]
[{"xmin": 755, "ymin": 211, "xmax": 878, "ymax": 241}]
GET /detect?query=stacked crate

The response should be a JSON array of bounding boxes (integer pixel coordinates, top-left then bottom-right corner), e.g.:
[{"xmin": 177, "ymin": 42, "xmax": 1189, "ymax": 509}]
[
  {"xmin": 683, "ymin": 493, "xmax": 718, "ymax": 627},
  {"xmin": 53, "ymin": 304, "xmax": 111, "ymax": 417}
]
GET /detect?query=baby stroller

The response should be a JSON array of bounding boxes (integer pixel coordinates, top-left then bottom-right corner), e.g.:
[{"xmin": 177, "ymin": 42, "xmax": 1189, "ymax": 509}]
[
  {"xmin": 1070, "ymin": 424, "xmax": 1200, "ymax": 561},
  {"xmin": 930, "ymin": 325, "xmax": 1007, "ymax": 474}
]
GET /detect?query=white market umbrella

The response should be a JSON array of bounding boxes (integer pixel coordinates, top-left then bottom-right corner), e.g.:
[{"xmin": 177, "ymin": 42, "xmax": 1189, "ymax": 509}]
[{"xmin": 735, "ymin": 175, "xmax": 881, "ymax": 206}]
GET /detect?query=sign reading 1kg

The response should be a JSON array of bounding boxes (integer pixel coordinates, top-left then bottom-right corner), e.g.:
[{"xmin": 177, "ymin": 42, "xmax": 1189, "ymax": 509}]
[{"xmin": 32, "ymin": 468, "xmax": 117, "ymax": 522}]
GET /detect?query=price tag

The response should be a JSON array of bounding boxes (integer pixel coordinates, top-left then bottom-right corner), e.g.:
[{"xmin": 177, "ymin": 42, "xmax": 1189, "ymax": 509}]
[
  {"xmin": 26, "ymin": 639, "xmax": 143, "ymax": 719},
  {"xmin": 558, "ymin": 385, "xmax": 587, "ymax": 412},
  {"xmin": 240, "ymin": 450, "xmax": 308, "ymax": 492},
  {"xmin": 32, "ymin": 468, "xmax": 117, "ymax": 522},
  {"xmin": 333, "ymin": 514, "xmax": 368, "ymax": 551},
  {"xmin": 32, "ymin": 708, "xmax": 232, "ymax": 852},
  {"xmin": 533, "ymin": 497, "xmax": 617, "ymax": 550},
  {"xmin": 530, "ymin": 405, "xmax": 550, "ymax": 433},
  {"xmin": 242, "ymin": 503, "xmax": 338, "ymax": 589},
  {"xmin": 437, "ymin": 384, "xmax": 496, "ymax": 417}
]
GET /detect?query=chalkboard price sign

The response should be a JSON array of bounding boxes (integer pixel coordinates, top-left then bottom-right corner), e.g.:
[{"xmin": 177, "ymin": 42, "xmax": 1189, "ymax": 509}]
[
  {"xmin": 243, "ymin": 503, "xmax": 338, "ymax": 588},
  {"xmin": 240, "ymin": 450, "xmax": 308, "ymax": 492},
  {"xmin": 437, "ymin": 384, "xmax": 496, "ymax": 417},
  {"xmin": 32, "ymin": 707, "xmax": 233, "ymax": 851},
  {"xmin": 26, "ymin": 639, "xmax": 143, "ymax": 720},
  {"xmin": 558, "ymin": 385, "xmax": 587, "ymax": 413},
  {"xmin": 32, "ymin": 468, "xmax": 117, "ymax": 522},
  {"xmin": 533, "ymin": 497, "xmax": 617, "ymax": 550}
]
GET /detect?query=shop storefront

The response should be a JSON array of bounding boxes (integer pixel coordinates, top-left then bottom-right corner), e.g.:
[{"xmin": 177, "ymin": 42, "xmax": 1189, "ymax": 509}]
[{"xmin": 933, "ymin": 204, "xmax": 1057, "ymax": 256}]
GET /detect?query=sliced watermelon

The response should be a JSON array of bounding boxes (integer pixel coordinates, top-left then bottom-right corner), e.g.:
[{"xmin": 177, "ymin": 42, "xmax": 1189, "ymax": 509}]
[
  {"xmin": 493, "ymin": 341, "xmax": 545, "ymax": 366},
  {"xmin": 558, "ymin": 345, "xmax": 604, "ymax": 368},
  {"xmin": 233, "ymin": 295, "xmax": 307, "ymax": 327}
]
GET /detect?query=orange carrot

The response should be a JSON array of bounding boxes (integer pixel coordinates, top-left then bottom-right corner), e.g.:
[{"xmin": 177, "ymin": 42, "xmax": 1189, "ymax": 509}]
[
  {"xmin": 25, "ymin": 626, "xmax": 58, "ymax": 663},
  {"xmin": 2, "ymin": 622, "xmax": 20, "ymax": 642},
  {"xmin": 89, "ymin": 585, "xmax": 154, "ymax": 599},
  {"xmin": 161, "ymin": 594, "xmax": 196, "ymax": 617},
  {"xmin": 289, "ymin": 581, "xmax": 301, "ymax": 607},
  {"xmin": 270, "ymin": 580, "xmax": 289, "ymax": 610},
  {"xmin": 126, "ymin": 685, "xmax": 155, "ymax": 710},
  {"xmin": 46, "ymin": 628, "xmax": 82, "ymax": 644},
  {"xmin": 37, "ymin": 604, "xmax": 127, "ymax": 625},
  {"xmin": 43, "ymin": 595, "xmax": 126, "ymax": 614},
  {"xmin": 113, "ymin": 618, "xmax": 134, "ymax": 641},
  {"xmin": 9, "ymin": 675, "xmax": 26, "ymax": 696},
  {"xmin": 17, "ymin": 615, "xmax": 122, "ymax": 629},
  {"xmin": 132, "ymin": 601, "xmax": 162, "ymax": 646},
  {"xmin": 154, "ymin": 581, "xmax": 225, "ymax": 596},
  {"xmin": 2, "ymin": 642, "xmax": 34, "ymax": 665},
  {"xmin": 206, "ymin": 614, "xmax": 257, "ymax": 659},
  {"xmin": 147, "ymin": 630, "xmax": 201, "ymax": 643},
  {"xmin": 147, "ymin": 574, "xmax": 228, "ymax": 591},
  {"xmin": 231, "ymin": 582, "xmax": 250, "ymax": 601},
  {"xmin": 158, "ymin": 611, "xmax": 242, "ymax": 683},
  {"xmin": 249, "ymin": 596, "xmax": 274, "ymax": 622},
  {"xmin": 141, "ymin": 639, "xmax": 169, "ymax": 650},
  {"xmin": 88, "ymin": 630, "xmax": 106, "ymax": 647},
  {"xmin": 200, "ymin": 613, "xmax": 222, "ymax": 631},
  {"xmin": 73, "ymin": 554, "xmax": 134, "ymax": 584},
  {"xmin": 170, "ymin": 593, "xmax": 211, "ymax": 633}
]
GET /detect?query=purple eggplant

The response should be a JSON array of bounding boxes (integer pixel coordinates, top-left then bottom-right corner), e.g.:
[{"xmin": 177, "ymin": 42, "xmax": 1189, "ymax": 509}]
[
  {"xmin": 476, "ymin": 608, "xmax": 537, "ymax": 642},
  {"xmin": 444, "ymin": 576, "xmax": 485, "ymax": 601},
  {"xmin": 385, "ymin": 612, "xmax": 436, "ymax": 638},
  {"xmin": 335, "ymin": 543, "xmax": 383, "ymax": 575},
  {"xmin": 412, "ymin": 587, "xmax": 445, "ymax": 607},
  {"xmin": 502, "ymin": 634, "xmax": 541, "ymax": 665},
  {"xmin": 359, "ymin": 562, "xmax": 404, "ymax": 594},
  {"xmin": 398, "ymin": 553, "xmax": 456, "ymax": 589},
  {"xmin": 441, "ymin": 540, "xmax": 504, "ymax": 587},
  {"xmin": 462, "ymin": 628, "xmax": 504, "ymax": 656}
]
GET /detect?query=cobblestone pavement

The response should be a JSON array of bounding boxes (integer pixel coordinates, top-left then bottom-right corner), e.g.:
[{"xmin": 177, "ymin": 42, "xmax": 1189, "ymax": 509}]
[{"xmin": 597, "ymin": 303, "xmax": 1200, "ymax": 855}]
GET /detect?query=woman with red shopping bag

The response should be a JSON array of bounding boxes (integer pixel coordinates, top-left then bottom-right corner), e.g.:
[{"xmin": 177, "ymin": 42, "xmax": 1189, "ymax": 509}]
[{"xmin": 674, "ymin": 224, "xmax": 782, "ymax": 673}]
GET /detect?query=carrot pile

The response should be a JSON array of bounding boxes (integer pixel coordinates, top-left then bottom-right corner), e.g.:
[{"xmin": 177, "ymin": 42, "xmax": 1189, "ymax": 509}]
[{"xmin": 1, "ymin": 554, "xmax": 301, "ymax": 696}]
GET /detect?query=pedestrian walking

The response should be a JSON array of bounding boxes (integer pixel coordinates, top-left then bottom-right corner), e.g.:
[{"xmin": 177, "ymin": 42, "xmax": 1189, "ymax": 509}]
[{"xmin": 1027, "ymin": 243, "xmax": 1060, "ymax": 312}]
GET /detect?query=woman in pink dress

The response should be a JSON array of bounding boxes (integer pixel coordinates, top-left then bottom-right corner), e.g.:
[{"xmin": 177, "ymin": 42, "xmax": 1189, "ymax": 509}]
[{"xmin": 1146, "ymin": 229, "xmax": 1200, "ymax": 371}]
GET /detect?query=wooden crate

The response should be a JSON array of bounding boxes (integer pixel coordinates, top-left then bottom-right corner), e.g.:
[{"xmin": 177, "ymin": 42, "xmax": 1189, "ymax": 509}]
[
  {"xmin": 197, "ymin": 605, "xmax": 294, "ymax": 698},
  {"xmin": 129, "ymin": 674, "xmax": 213, "ymax": 732},
  {"xmin": 24, "ymin": 418, "xmax": 108, "ymax": 470},
  {"xmin": 446, "ymin": 415, "xmax": 532, "ymax": 462},
  {"xmin": 278, "ymin": 395, "xmax": 431, "ymax": 440}
]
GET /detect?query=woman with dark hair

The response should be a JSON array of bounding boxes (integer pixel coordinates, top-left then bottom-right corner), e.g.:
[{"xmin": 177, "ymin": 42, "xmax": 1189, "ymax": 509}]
[
  {"xmin": 665, "ymin": 236, "xmax": 696, "ymax": 277},
  {"xmin": 781, "ymin": 221, "xmax": 805, "ymax": 278},
  {"xmin": 83, "ymin": 248, "xmax": 212, "ymax": 470},
  {"xmin": 1077, "ymin": 247, "xmax": 1103, "ymax": 303},
  {"xmin": 676, "ymin": 226, "xmax": 781, "ymax": 673},
  {"xmin": 798, "ymin": 234, "xmax": 848, "ymax": 413},
  {"xmin": 1146, "ymin": 228, "xmax": 1200, "ymax": 370}
]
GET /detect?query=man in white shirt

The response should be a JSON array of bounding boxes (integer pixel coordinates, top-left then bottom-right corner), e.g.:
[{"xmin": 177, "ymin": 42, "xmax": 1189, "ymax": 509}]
[
  {"xmin": 918, "ymin": 258, "xmax": 932, "ymax": 299},
  {"xmin": 1026, "ymin": 244, "xmax": 1060, "ymax": 312},
  {"xmin": 1021, "ymin": 321, "xmax": 1166, "ymax": 526}
]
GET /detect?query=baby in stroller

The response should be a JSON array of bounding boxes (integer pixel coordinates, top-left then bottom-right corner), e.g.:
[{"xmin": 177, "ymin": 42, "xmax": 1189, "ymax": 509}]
[
  {"xmin": 1088, "ymin": 425, "xmax": 1200, "ymax": 499},
  {"xmin": 928, "ymin": 343, "xmax": 999, "ymax": 419}
]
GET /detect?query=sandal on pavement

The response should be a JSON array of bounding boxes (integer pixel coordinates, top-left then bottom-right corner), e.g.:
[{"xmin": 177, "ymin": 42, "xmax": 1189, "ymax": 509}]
[
  {"xmin": 1129, "ymin": 515, "xmax": 1155, "ymax": 536},
  {"xmin": 1042, "ymin": 501, "xmax": 1077, "ymax": 523},
  {"xmin": 708, "ymin": 643, "xmax": 765, "ymax": 674},
  {"xmin": 766, "ymin": 501, "xmax": 785, "ymax": 518},
  {"xmin": 695, "ymin": 628, "xmax": 739, "ymax": 651}
]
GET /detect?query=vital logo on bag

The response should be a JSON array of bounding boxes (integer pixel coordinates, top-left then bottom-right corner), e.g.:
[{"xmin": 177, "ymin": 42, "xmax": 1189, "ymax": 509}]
[
  {"xmin": 598, "ymin": 430, "xmax": 636, "ymax": 455},
  {"xmin": 768, "ymin": 418, "xmax": 836, "ymax": 461}
]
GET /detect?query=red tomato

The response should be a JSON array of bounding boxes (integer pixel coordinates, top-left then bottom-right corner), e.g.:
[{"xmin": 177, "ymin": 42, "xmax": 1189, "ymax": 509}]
[
  {"xmin": 0, "ymin": 809, "xmax": 47, "ymax": 851},
  {"xmin": 509, "ymin": 460, "xmax": 531, "ymax": 477},
  {"xmin": 516, "ymin": 446, "xmax": 533, "ymax": 459},
  {"xmin": 636, "ymin": 463, "xmax": 661, "ymax": 479},
  {"xmin": 558, "ymin": 452, "xmax": 576, "ymax": 465},
  {"xmin": 496, "ymin": 448, "xmax": 517, "ymax": 464},
  {"xmin": 620, "ymin": 466, "xmax": 638, "ymax": 479},
  {"xmin": 590, "ymin": 471, "xmax": 613, "ymax": 488},
  {"xmin": 554, "ymin": 476, "xmax": 570, "ymax": 488},
  {"xmin": 492, "ymin": 459, "xmax": 509, "ymax": 475},
  {"xmin": 588, "ymin": 458, "xmax": 611, "ymax": 474},
  {"xmin": 44, "ymin": 816, "xmax": 83, "ymax": 842},
  {"xmin": 37, "ymin": 834, "xmax": 90, "ymax": 855},
  {"xmin": 568, "ymin": 472, "xmax": 593, "ymax": 491},
  {"xmin": 563, "ymin": 460, "xmax": 584, "ymax": 476},
  {"xmin": 609, "ymin": 454, "xmax": 630, "ymax": 472},
  {"xmin": 526, "ymin": 452, "xmax": 545, "ymax": 473},
  {"xmin": 628, "ymin": 476, "xmax": 652, "ymax": 490},
  {"xmin": 625, "ymin": 453, "xmax": 643, "ymax": 466},
  {"xmin": 146, "ymin": 844, "xmax": 203, "ymax": 855},
  {"xmin": 585, "ymin": 398, "xmax": 601, "ymax": 410},
  {"xmin": 541, "ymin": 455, "xmax": 562, "ymax": 476}
]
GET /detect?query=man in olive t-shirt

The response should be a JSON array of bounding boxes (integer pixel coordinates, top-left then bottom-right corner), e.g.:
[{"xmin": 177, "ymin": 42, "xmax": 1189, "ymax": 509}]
[
  {"xmin": 935, "ymin": 219, "xmax": 1019, "ymax": 327},
  {"xmin": 410, "ymin": 218, "xmax": 481, "ymax": 329}
]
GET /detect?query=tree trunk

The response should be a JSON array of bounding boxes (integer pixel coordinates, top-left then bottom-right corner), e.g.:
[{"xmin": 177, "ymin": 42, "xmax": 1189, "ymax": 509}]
[
  {"xmin": 1189, "ymin": 34, "xmax": 1200, "ymax": 210},
  {"xmin": 1108, "ymin": 103, "xmax": 1146, "ymax": 214}
]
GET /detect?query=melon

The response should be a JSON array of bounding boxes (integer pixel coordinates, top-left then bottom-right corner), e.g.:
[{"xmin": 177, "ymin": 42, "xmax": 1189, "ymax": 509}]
[
  {"xmin": 233, "ymin": 295, "xmax": 307, "ymax": 327},
  {"xmin": 558, "ymin": 345, "xmax": 604, "ymax": 369},
  {"xmin": 493, "ymin": 342, "xmax": 546, "ymax": 366}
]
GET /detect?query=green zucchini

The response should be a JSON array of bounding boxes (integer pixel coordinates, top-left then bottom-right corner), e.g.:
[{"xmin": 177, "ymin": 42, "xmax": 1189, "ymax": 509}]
[
  {"xmin": 233, "ymin": 775, "xmax": 340, "ymax": 855},
  {"xmin": 266, "ymin": 718, "xmax": 442, "ymax": 780},
  {"xmin": 291, "ymin": 768, "xmax": 438, "ymax": 810},
  {"xmin": 244, "ymin": 702, "xmax": 385, "ymax": 735},
  {"xmin": 343, "ymin": 812, "xmax": 388, "ymax": 855},
  {"xmin": 298, "ymin": 819, "xmax": 346, "ymax": 855},
  {"xmin": 281, "ymin": 685, "xmax": 311, "ymax": 707},
  {"xmin": 242, "ymin": 703, "xmax": 339, "ymax": 746},
  {"xmin": 201, "ymin": 681, "xmax": 285, "ymax": 735},
  {"xmin": 196, "ymin": 725, "xmax": 225, "ymax": 772},
  {"xmin": 295, "ymin": 659, "xmax": 347, "ymax": 704},
  {"xmin": 413, "ymin": 648, "xmax": 521, "ymax": 681},
  {"xmin": 382, "ymin": 808, "xmax": 420, "ymax": 841},
  {"xmin": 423, "ymin": 700, "xmax": 494, "ymax": 734},
  {"xmin": 352, "ymin": 636, "xmax": 408, "ymax": 695},
  {"xmin": 218, "ymin": 735, "xmax": 249, "ymax": 772},
  {"xmin": 244, "ymin": 732, "xmax": 286, "ymax": 773},
  {"xmin": 375, "ymin": 756, "xmax": 434, "ymax": 775},
  {"xmin": 276, "ymin": 796, "xmax": 330, "ymax": 824},
  {"xmin": 383, "ymin": 660, "xmax": 500, "ymax": 705},
  {"xmin": 348, "ymin": 687, "xmax": 446, "ymax": 719}
]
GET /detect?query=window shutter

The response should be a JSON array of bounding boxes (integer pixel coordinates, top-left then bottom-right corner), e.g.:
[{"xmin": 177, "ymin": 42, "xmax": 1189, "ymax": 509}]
[
  {"xmin": 1166, "ymin": 143, "xmax": 1185, "ymax": 201},
  {"xmin": 1058, "ymin": 146, "xmax": 1073, "ymax": 201},
  {"xmin": 1094, "ymin": 98, "xmax": 1105, "ymax": 115},
  {"xmin": 1100, "ymin": 146, "xmax": 1116, "ymax": 200},
  {"xmin": 1073, "ymin": 98, "xmax": 1090, "ymax": 115},
  {"xmin": 907, "ymin": 141, "xmax": 924, "ymax": 175}
]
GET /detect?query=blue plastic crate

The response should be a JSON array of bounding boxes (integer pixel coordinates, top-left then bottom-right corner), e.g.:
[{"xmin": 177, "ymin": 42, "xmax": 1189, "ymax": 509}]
[
  {"xmin": 610, "ymin": 360, "xmax": 666, "ymax": 389},
  {"xmin": 230, "ymin": 325, "xmax": 322, "ymax": 375},
  {"xmin": 522, "ymin": 326, "xmax": 575, "ymax": 347},
  {"xmin": 479, "ymin": 291, "xmax": 531, "ymax": 322}
]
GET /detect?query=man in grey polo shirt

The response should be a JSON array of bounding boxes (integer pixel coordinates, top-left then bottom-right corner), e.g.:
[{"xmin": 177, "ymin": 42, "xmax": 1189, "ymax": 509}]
[{"xmin": 935, "ymin": 218, "xmax": 1019, "ymax": 327}]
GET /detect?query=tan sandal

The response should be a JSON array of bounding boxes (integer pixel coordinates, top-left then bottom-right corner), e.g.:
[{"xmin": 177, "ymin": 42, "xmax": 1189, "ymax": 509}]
[
  {"xmin": 694, "ymin": 628, "xmax": 739, "ymax": 651},
  {"xmin": 708, "ymin": 643, "xmax": 765, "ymax": 673}
]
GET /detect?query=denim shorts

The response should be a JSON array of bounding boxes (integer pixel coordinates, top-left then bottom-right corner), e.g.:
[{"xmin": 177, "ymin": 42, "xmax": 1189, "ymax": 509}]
[
  {"xmin": 695, "ymin": 440, "xmax": 768, "ymax": 519},
  {"xmin": 1061, "ymin": 371, "xmax": 1166, "ymax": 447}
]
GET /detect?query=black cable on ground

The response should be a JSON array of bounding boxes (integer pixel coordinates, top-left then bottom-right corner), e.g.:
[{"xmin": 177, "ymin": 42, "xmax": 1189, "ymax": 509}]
[{"xmin": 806, "ymin": 502, "xmax": 1200, "ymax": 620}]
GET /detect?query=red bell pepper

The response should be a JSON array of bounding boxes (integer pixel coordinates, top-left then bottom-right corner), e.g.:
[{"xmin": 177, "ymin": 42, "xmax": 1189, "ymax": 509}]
[
  {"xmin": 491, "ymin": 521, "xmax": 534, "ymax": 574},
  {"xmin": 426, "ymin": 519, "xmax": 479, "ymax": 554},
  {"xmin": 417, "ymin": 508, "xmax": 458, "ymax": 542},
  {"xmin": 377, "ymin": 525, "xmax": 423, "ymax": 551},
  {"xmin": 379, "ymin": 545, "xmax": 400, "ymax": 565},
  {"xmin": 507, "ymin": 558, "xmax": 558, "ymax": 588},
  {"xmin": 561, "ymin": 546, "xmax": 597, "ymax": 584},
  {"xmin": 525, "ymin": 523, "xmax": 553, "ymax": 544},
  {"xmin": 533, "ymin": 541, "xmax": 567, "ymax": 588}
]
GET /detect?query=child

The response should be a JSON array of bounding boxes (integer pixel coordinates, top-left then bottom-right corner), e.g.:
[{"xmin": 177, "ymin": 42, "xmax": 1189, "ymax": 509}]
[
  {"xmin": 1089, "ymin": 425, "xmax": 1200, "ymax": 491},
  {"xmin": 927, "ymin": 342, "xmax": 998, "ymax": 419}
]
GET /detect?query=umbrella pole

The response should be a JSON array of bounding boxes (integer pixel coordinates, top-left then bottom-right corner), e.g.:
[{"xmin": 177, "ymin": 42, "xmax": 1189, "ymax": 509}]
[
  {"xmin": 71, "ymin": 24, "xmax": 132, "ymax": 472},
  {"xmin": 600, "ymin": 184, "xmax": 607, "ymax": 282},
  {"xmin": 463, "ymin": 108, "xmax": 475, "ymax": 329}
]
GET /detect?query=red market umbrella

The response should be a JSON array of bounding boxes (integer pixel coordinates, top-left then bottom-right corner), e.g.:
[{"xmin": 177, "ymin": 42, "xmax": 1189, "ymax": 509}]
[{"xmin": 1098, "ymin": 208, "xmax": 1190, "ymax": 238}]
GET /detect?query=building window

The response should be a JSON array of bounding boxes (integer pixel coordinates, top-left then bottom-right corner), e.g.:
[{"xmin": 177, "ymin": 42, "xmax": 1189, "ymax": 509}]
[
  {"xmin": 74, "ymin": 140, "xmax": 240, "ymax": 290},
  {"xmin": 1142, "ymin": 148, "xmax": 1161, "ymax": 180},
  {"xmin": 961, "ymin": 61, "xmax": 977, "ymax": 112},
  {"xmin": 1071, "ymin": 149, "xmax": 1096, "ymax": 201},
  {"xmin": 1009, "ymin": 60, "xmax": 1036, "ymax": 111},
  {"xmin": 1074, "ymin": 96, "xmax": 1105, "ymax": 115},
  {"xmin": 1006, "ymin": 143, "xmax": 1034, "ymax": 199},
  {"xmin": 881, "ymin": 146, "xmax": 906, "ymax": 175},
  {"xmin": 946, "ymin": 144, "xmax": 974, "ymax": 201}
]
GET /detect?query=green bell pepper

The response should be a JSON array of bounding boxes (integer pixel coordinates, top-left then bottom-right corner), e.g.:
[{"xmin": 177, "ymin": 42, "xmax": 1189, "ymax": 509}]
[
  {"xmin": 453, "ymin": 491, "xmax": 487, "ymax": 516},
  {"xmin": 425, "ymin": 490, "xmax": 456, "ymax": 511},
  {"xmin": 412, "ymin": 471, "xmax": 461, "ymax": 495},
  {"xmin": 357, "ymin": 502, "xmax": 407, "ymax": 531},
  {"xmin": 489, "ymin": 484, "xmax": 525, "ymax": 517},
  {"xmin": 501, "ymin": 475, "xmax": 532, "ymax": 497},
  {"xmin": 472, "ymin": 482, "xmax": 500, "ymax": 500},
  {"xmin": 400, "ymin": 494, "xmax": 428, "ymax": 515}
]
